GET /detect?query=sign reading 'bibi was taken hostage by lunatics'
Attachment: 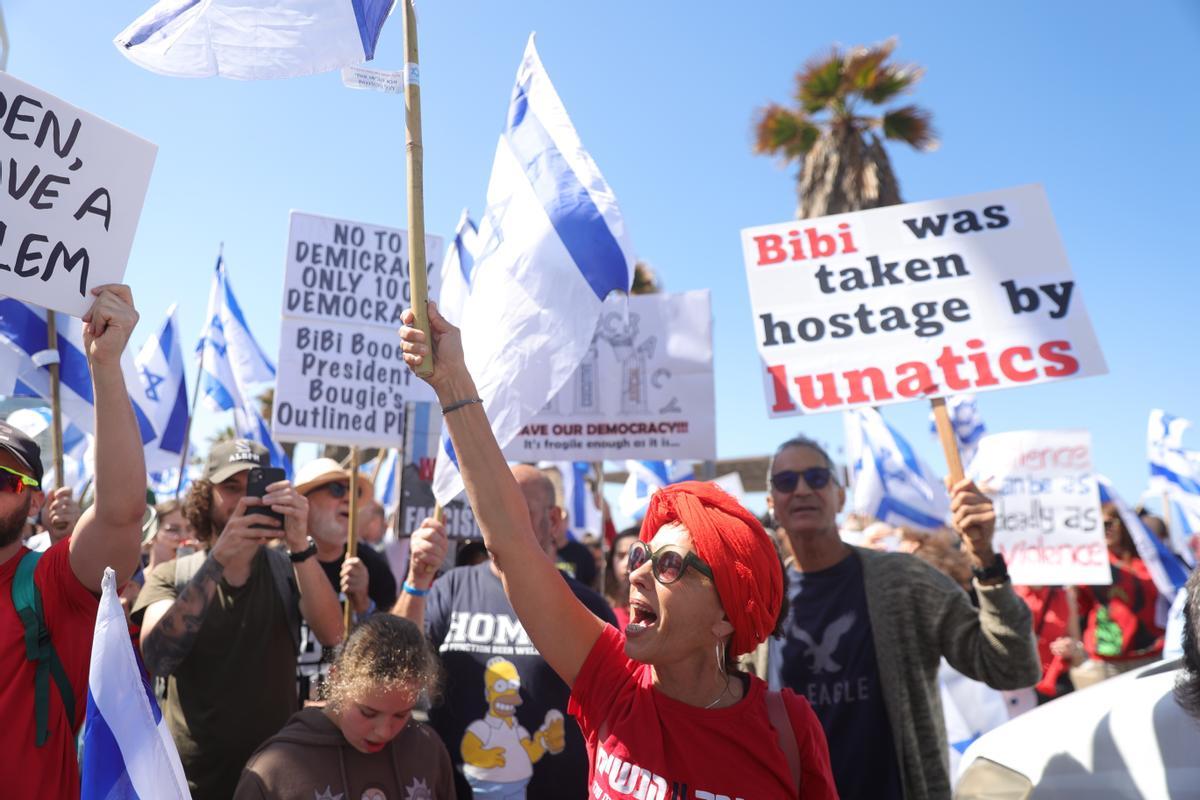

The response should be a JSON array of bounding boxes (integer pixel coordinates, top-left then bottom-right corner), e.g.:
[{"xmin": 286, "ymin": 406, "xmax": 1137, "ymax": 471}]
[
  {"xmin": 0, "ymin": 74, "xmax": 157, "ymax": 316},
  {"xmin": 740, "ymin": 185, "xmax": 1107, "ymax": 417},
  {"xmin": 273, "ymin": 212, "xmax": 441, "ymax": 447}
]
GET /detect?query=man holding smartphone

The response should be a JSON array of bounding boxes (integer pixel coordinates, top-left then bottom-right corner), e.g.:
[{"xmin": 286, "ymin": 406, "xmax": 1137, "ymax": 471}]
[{"xmin": 132, "ymin": 440, "xmax": 344, "ymax": 800}]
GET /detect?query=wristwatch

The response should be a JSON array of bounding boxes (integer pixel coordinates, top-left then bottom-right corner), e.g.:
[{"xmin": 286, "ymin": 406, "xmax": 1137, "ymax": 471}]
[
  {"xmin": 971, "ymin": 553, "xmax": 1008, "ymax": 584},
  {"xmin": 288, "ymin": 537, "xmax": 318, "ymax": 563}
]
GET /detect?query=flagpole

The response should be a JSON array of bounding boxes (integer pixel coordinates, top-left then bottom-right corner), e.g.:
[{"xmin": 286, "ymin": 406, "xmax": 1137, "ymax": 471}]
[
  {"xmin": 46, "ymin": 310, "xmax": 65, "ymax": 489},
  {"xmin": 594, "ymin": 462, "xmax": 608, "ymax": 592},
  {"xmin": 176, "ymin": 244, "xmax": 223, "ymax": 498},
  {"xmin": 403, "ymin": 0, "xmax": 434, "ymax": 378},
  {"xmin": 929, "ymin": 397, "xmax": 965, "ymax": 484},
  {"xmin": 344, "ymin": 445, "xmax": 361, "ymax": 632}
]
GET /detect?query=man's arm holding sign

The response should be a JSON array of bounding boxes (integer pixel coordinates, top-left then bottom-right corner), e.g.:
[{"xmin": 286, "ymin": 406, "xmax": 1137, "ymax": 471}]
[
  {"xmin": 398, "ymin": 303, "xmax": 606, "ymax": 686},
  {"xmin": 68, "ymin": 284, "xmax": 146, "ymax": 592}
]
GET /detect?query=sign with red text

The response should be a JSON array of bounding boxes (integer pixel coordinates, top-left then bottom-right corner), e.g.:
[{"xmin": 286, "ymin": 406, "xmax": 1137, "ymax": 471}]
[
  {"xmin": 969, "ymin": 429, "xmax": 1110, "ymax": 586},
  {"xmin": 740, "ymin": 185, "xmax": 1107, "ymax": 417},
  {"xmin": 0, "ymin": 73, "xmax": 157, "ymax": 316},
  {"xmin": 503, "ymin": 290, "xmax": 715, "ymax": 461},
  {"xmin": 273, "ymin": 211, "xmax": 440, "ymax": 447}
]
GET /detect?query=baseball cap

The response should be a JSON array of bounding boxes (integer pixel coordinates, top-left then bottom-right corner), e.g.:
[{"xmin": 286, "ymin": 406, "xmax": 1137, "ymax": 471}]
[
  {"xmin": 0, "ymin": 420, "xmax": 43, "ymax": 487},
  {"xmin": 204, "ymin": 439, "xmax": 269, "ymax": 483},
  {"xmin": 293, "ymin": 457, "xmax": 373, "ymax": 498}
]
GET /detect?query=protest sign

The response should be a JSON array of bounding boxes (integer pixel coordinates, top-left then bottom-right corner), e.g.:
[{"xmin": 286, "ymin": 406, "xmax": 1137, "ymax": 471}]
[
  {"xmin": 397, "ymin": 401, "xmax": 481, "ymax": 539},
  {"xmin": 0, "ymin": 74, "xmax": 156, "ymax": 316},
  {"xmin": 969, "ymin": 429, "xmax": 1110, "ymax": 586},
  {"xmin": 740, "ymin": 185, "xmax": 1107, "ymax": 417},
  {"xmin": 502, "ymin": 290, "xmax": 715, "ymax": 462},
  {"xmin": 273, "ymin": 211, "xmax": 440, "ymax": 446}
]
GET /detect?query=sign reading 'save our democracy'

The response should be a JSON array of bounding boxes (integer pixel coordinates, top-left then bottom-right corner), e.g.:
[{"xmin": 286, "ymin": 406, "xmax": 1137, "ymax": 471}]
[
  {"xmin": 273, "ymin": 212, "xmax": 441, "ymax": 447},
  {"xmin": 970, "ymin": 429, "xmax": 1110, "ymax": 586},
  {"xmin": 0, "ymin": 74, "xmax": 157, "ymax": 316},
  {"xmin": 502, "ymin": 290, "xmax": 716, "ymax": 461},
  {"xmin": 740, "ymin": 185, "xmax": 1107, "ymax": 417}
]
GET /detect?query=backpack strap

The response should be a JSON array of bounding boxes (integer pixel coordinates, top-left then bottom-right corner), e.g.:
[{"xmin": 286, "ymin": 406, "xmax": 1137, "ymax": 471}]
[
  {"xmin": 13, "ymin": 549, "xmax": 76, "ymax": 747},
  {"xmin": 765, "ymin": 690, "xmax": 802, "ymax": 797},
  {"xmin": 264, "ymin": 546, "xmax": 302, "ymax": 654}
]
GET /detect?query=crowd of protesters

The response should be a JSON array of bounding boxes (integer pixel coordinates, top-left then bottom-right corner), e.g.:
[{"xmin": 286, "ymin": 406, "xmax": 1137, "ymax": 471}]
[{"xmin": 2, "ymin": 289, "xmax": 1199, "ymax": 799}]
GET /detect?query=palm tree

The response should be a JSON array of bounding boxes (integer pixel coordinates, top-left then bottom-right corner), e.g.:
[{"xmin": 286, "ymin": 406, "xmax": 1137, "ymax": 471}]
[{"xmin": 752, "ymin": 38, "xmax": 937, "ymax": 218}]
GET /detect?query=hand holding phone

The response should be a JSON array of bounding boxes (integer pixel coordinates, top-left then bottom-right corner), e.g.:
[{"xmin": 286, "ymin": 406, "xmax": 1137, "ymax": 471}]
[{"xmin": 245, "ymin": 467, "xmax": 288, "ymax": 530}]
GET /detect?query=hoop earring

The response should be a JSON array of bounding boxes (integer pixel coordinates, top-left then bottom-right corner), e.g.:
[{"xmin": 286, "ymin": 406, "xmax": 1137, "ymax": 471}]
[{"xmin": 714, "ymin": 643, "xmax": 724, "ymax": 676}]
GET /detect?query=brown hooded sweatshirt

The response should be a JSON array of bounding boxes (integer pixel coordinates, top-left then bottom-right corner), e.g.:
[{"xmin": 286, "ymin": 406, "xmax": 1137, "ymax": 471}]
[{"xmin": 234, "ymin": 707, "xmax": 456, "ymax": 800}]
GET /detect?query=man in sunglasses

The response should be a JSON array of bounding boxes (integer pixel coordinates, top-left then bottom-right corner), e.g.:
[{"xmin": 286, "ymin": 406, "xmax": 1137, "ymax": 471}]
[
  {"xmin": 133, "ymin": 440, "xmax": 344, "ymax": 800},
  {"xmin": 393, "ymin": 464, "xmax": 615, "ymax": 799},
  {"xmin": 765, "ymin": 435, "xmax": 1039, "ymax": 800},
  {"xmin": 1, "ymin": 284, "xmax": 149, "ymax": 800}
]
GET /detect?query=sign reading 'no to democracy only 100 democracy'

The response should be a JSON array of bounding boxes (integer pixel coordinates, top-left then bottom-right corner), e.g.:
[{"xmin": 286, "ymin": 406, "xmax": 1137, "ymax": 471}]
[
  {"xmin": 740, "ymin": 184, "xmax": 1107, "ymax": 417},
  {"xmin": 273, "ymin": 211, "xmax": 441, "ymax": 448}
]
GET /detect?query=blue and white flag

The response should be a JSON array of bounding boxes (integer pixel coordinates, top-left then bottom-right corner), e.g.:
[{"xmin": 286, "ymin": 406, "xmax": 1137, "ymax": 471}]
[
  {"xmin": 1169, "ymin": 498, "xmax": 1197, "ymax": 568},
  {"xmin": 929, "ymin": 394, "xmax": 986, "ymax": 467},
  {"xmin": 618, "ymin": 460, "xmax": 694, "ymax": 523},
  {"xmin": 846, "ymin": 407, "xmax": 950, "ymax": 531},
  {"xmin": 197, "ymin": 256, "xmax": 292, "ymax": 478},
  {"xmin": 0, "ymin": 300, "xmax": 158, "ymax": 446},
  {"xmin": 437, "ymin": 210, "xmax": 479, "ymax": 327},
  {"xmin": 115, "ymin": 0, "xmax": 396, "ymax": 80},
  {"xmin": 136, "ymin": 305, "xmax": 190, "ymax": 472},
  {"xmin": 541, "ymin": 461, "xmax": 601, "ymax": 539},
  {"xmin": 1148, "ymin": 409, "xmax": 1200, "ymax": 522},
  {"xmin": 370, "ymin": 448, "xmax": 399, "ymax": 513},
  {"xmin": 81, "ymin": 568, "xmax": 190, "ymax": 800},
  {"xmin": 1097, "ymin": 475, "xmax": 1188, "ymax": 600},
  {"xmin": 5, "ymin": 407, "xmax": 94, "ymax": 494},
  {"xmin": 432, "ymin": 35, "xmax": 635, "ymax": 505}
]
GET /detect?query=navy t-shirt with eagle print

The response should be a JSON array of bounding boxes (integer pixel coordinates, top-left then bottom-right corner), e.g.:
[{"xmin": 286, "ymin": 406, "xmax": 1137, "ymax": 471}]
[{"xmin": 768, "ymin": 552, "xmax": 904, "ymax": 799}]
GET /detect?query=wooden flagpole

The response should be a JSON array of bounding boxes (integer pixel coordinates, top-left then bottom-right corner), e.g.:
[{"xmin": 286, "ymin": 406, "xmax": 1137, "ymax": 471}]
[
  {"xmin": 929, "ymin": 396, "xmax": 965, "ymax": 484},
  {"xmin": 343, "ymin": 446, "xmax": 362, "ymax": 631},
  {"xmin": 403, "ymin": 0, "xmax": 433, "ymax": 378},
  {"xmin": 46, "ymin": 310, "xmax": 65, "ymax": 489},
  {"xmin": 176, "ymin": 243, "xmax": 223, "ymax": 498}
]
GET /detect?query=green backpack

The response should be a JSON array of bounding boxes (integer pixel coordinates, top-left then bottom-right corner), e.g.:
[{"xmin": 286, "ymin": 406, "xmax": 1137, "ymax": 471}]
[{"xmin": 12, "ymin": 549, "xmax": 76, "ymax": 747}]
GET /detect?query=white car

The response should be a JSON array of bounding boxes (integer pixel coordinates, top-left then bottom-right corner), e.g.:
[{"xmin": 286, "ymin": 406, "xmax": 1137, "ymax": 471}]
[{"xmin": 955, "ymin": 658, "xmax": 1200, "ymax": 799}]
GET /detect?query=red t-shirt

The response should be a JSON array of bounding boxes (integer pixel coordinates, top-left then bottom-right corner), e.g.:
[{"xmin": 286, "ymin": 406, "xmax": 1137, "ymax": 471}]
[
  {"xmin": 0, "ymin": 540, "xmax": 99, "ymax": 799},
  {"xmin": 568, "ymin": 625, "xmax": 838, "ymax": 799}
]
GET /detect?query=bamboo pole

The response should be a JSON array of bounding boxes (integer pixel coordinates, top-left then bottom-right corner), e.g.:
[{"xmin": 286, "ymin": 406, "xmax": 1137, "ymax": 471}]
[
  {"xmin": 929, "ymin": 397, "xmax": 965, "ymax": 484},
  {"xmin": 46, "ymin": 310, "xmax": 65, "ymax": 489},
  {"xmin": 403, "ymin": 0, "xmax": 433, "ymax": 378},
  {"xmin": 343, "ymin": 446, "xmax": 361, "ymax": 632}
]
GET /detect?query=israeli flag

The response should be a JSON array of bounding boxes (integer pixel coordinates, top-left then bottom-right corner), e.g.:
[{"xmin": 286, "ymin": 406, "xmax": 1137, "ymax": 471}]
[
  {"xmin": 5, "ymin": 407, "xmax": 94, "ymax": 495},
  {"xmin": 135, "ymin": 305, "xmax": 190, "ymax": 472},
  {"xmin": 81, "ymin": 568, "xmax": 190, "ymax": 799},
  {"xmin": 432, "ymin": 35, "xmax": 635, "ymax": 505},
  {"xmin": 619, "ymin": 460, "xmax": 694, "ymax": 522},
  {"xmin": 1097, "ymin": 475, "xmax": 1188, "ymax": 599},
  {"xmin": 197, "ymin": 256, "xmax": 292, "ymax": 477},
  {"xmin": 115, "ymin": 0, "xmax": 396, "ymax": 80},
  {"xmin": 928, "ymin": 394, "xmax": 986, "ymax": 467},
  {"xmin": 1147, "ymin": 409, "xmax": 1200, "ymax": 522},
  {"xmin": 372, "ymin": 448, "xmax": 399, "ymax": 513},
  {"xmin": 437, "ymin": 210, "xmax": 479, "ymax": 327},
  {"xmin": 846, "ymin": 408, "xmax": 950, "ymax": 531},
  {"xmin": 0, "ymin": 300, "xmax": 159, "ymax": 446},
  {"xmin": 542, "ymin": 461, "xmax": 601, "ymax": 540}
]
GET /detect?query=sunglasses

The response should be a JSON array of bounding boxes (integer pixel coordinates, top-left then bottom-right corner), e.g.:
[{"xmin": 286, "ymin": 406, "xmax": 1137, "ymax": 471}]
[
  {"xmin": 0, "ymin": 465, "xmax": 39, "ymax": 495},
  {"xmin": 321, "ymin": 481, "xmax": 364, "ymax": 500},
  {"xmin": 627, "ymin": 540, "xmax": 714, "ymax": 585},
  {"xmin": 770, "ymin": 467, "xmax": 834, "ymax": 493}
]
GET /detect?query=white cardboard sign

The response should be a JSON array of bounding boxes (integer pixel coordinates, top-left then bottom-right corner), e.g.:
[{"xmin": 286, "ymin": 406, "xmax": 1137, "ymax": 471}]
[
  {"xmin": 502, "ymin": 290, "xmax": 716, "ymax": 461},
  {"xmin": 273, "ymin": 211, "xmax": 440, "ymax": 446},
  {"xmin": 0, "ymin": 73, "xmax": 157, "ymax": 316},
  {"xmin": 970, "ymin": 429, "xmax": 1111, "ymax": 586},
  {"xmin": 740, "ymin": 185, "xmax": 1107, "ymax": 417}
]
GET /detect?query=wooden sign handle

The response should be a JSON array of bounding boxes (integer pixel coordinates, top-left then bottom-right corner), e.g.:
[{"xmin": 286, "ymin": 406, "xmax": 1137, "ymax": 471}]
[
  {"xmin": 343, "ymin": 446, "xmax": 361, "ymax": 632},
  {"xmin": 930, "ymin": 396, "xmax": 965, "ymax": 485}
]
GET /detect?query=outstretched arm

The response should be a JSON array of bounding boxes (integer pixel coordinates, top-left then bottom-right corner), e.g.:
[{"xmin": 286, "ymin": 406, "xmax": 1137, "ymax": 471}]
[
  {"xmin": 68, "ymin": 285, "xmax": 146, "ymax": 592},
  {"xmin": 399, "ymin": 303, "xmax": 605, "ymax": 686}
]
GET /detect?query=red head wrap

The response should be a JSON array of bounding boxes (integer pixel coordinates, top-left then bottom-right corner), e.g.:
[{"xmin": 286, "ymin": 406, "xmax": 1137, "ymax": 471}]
[{"xmin": 639, "ymin": 481, "xmax": 783, "ymax": 656}]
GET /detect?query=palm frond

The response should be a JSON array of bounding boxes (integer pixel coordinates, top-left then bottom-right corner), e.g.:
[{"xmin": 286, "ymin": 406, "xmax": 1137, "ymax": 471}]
[
  {"xmin": 752, "ymin": 104, "xmax": 821, "ymax": 158},
  {"xmin": 842, "ymin": 38, "xmax": 897, "ymax": 93},
  {"xmin": 880, "ymin": 105, "xmax": 938, "ymax": 151},
  {"xmin": 796, "ymin": 49, "xmax": 845, "ymax": 113},
  {"xmin": 861, "ymin": 63, "xmax": 924, "ymax": 105}
]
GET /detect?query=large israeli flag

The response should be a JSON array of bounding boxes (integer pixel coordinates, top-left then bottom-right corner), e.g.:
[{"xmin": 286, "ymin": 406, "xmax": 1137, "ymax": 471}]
[
  {"xmin": 846, "ymin": 407, "xmax": 950, "ymax": 531},
  {"xmin": 929, "ymin": 394, "xmax": 986, "ymax": 467},
  {"xmin": 115, "ymin": 0, "xmax": 396, "ymax": 80},
  {"xmin": 1097, "ymin": 475, "xmax": 1188, "ymax": 600},
  {"xmin": 437, "ymin": 210, "xmax": 479, "ymax": 327},
  {"xmin": 136, "ymin": 305, "xmax": 190, "ymax": 472},
  {"xmin": 432, "ymin": 35, "xmax": 635, "ymax": 505},
  {"xmin": 82, "ymin": 568, "xmax": 190, "ymax": 800},
  {"xmin": 619, "ymin": 460, "xmax": 694, "ymax": 523}
]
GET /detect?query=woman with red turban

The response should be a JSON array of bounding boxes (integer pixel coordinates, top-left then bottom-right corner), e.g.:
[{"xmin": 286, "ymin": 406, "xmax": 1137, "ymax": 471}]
[{"xmin": 399, "ymin": 303, "xmax": 837, "ymax": 799}]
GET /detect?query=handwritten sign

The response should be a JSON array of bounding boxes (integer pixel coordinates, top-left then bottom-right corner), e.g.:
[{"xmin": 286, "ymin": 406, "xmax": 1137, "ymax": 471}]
[
  {"xmin": 740, "ymin": 185, "xmax": 1107, "ymax": 416},
  {"xmin": 970, "ymin": 429, "xmax": 1111, "ymax": 586},
  {"xmin": 0, "ymin": 74, "xmax": 156, "ymax": 316}
]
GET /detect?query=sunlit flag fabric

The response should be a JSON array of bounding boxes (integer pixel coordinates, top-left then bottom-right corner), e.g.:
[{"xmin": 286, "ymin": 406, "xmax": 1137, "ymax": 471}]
[
  {"xmin": 1097, "ymin": 475, "xmax": 1188, "ymax": 601},
  {"xmin": 115, "ymin": 0, "xmax": 397, "ymax": 80},
  {"xmin": 81, "ymin": 568, "xmax": 190, "ymax": 799},
  {"xmin": 136, "ymin": 305, "xmax": 190, "ymax": 473},
  {"xmin": 619, "ymin": 460, "xmax": 694, "ymax": 523},
  {"xmin": 542, "ymin": 461, "xmax": 601, "ymax": 539},
  {"xmin": 5, "ymin": 407, "xmax": 93, "ymax": 495},
  {"xmin": 436, "ymin": 210, "xmax": 479, "ymax": 327},
  {"xmin": 1147, "ymin": 409, "xmax": 1200, "ymax": 528},
  {"xmin": 371, "ymin": 448, "xmax": 399, "ymax": 513},
  {"xmin": 432, "ymin": 34, "xmax": 635, "ymax": 504},
  {"xmin": 928, "ymin": 394, "xmax": 986, "ymax": 467},
  {"xmin": 846, "ymin": 407, "xmax": 950, "ymax": 531}
]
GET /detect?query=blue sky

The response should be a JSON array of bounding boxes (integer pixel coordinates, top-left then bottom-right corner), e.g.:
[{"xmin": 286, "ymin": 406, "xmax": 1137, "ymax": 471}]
[{"xmin": 4, "ymin": 1, "xmax": 1198, "ymax": 514}]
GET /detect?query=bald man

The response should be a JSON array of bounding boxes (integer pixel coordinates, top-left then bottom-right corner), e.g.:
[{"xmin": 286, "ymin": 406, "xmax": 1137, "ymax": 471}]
[{"xmin": 394, "ymin": 465, "xmax": 616, "ymax": 800}]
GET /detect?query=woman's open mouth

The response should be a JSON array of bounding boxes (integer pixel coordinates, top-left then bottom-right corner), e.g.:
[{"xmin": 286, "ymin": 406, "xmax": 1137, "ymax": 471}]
[{"xmin": 626, "ymin": 598, "xmax": 659, "ymax": 635}]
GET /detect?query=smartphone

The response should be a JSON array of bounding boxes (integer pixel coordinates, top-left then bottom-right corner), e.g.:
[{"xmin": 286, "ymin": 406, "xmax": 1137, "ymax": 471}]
[{"xmin": 245, "ymin": 467, "xmax": 287, "ymax": 530}]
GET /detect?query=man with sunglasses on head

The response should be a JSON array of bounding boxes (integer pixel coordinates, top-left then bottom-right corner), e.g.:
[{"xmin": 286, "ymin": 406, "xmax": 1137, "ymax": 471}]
[
  {"xmin": 1, "ymin": 285, "xmax": 148, "ymax": 800},
  {"xmin": 393, "ymin": 464, "xmax": 615, "ymax": 799},
  {"xmin": 132, "ymin": 440, "xmax": 344, "ymax": 800},
  {"xmin": 765, "ymin": 435, "xmax": 1039, "ymax": 800}
]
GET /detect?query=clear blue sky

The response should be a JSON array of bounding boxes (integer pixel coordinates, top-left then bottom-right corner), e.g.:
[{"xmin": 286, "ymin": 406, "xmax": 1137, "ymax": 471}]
[{"xmin": 5, "ymin": 1, "xmax": 1198, "ymax": 513}]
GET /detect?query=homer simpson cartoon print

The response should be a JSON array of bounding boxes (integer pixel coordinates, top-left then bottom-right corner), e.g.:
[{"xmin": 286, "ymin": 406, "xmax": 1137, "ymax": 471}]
[{"xmin": 461, "ymin": 657, "xmax": 565, "ymax": 798}]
